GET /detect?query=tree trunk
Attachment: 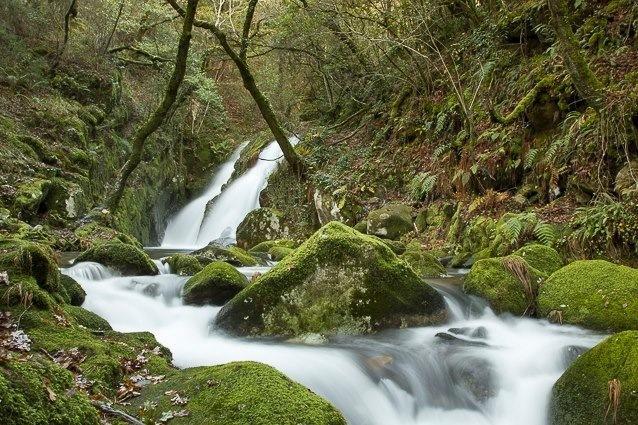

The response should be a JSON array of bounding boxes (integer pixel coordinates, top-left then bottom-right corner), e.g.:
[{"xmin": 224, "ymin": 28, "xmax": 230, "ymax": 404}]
[
  {"xmin": 547, "ymin": 0, "xmax": 602, "ymax": 107},
  {"xmin": 106, "ymin": 0, "xmax": 198, "ymax": 212}
]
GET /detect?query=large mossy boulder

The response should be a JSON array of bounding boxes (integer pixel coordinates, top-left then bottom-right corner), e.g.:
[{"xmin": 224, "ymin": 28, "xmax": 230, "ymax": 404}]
[
  {"xmin": 129, "ymin": 361, "xmax": 346, "ymax": 425},
  {"xmin": 59, "ymin": 274, "xmax": 85, "ymax": 306},
  {"xmin": 249, "ymin": 239, "xmax": 297, "ymax": 254},
  {"xmin": 13, "ymin": 178, "xmax": 53, "ymax": 220},
  {"xmin": 549, "ymin": 331, "xmax": 638, "ymax": 425},
  {"xmin": 73, "ymin": 222, "xmax": 142, "ymax": 251},
  {"xmin": 512, "ymin": 244, "xmax": 563, "ymax": 275},
  {"xmin": 464, "ymin": 255, "xmax": 546, "ymax": 316},
  {"xmin": 193, "ymin": 244, "xmax": 259, "ymax": 267},
  {"xmin": 74, "ymin": 242, "xmax": 158, "ymax": 276},
  {"xmin": 166, "ymin": 254, "xmax": 203, "ymax": 276},
  {"xmin": 183, "ymin": 261, "xmax": 249, "ymax": 306},
  {"xmin": 366, "ymin": 203, "xmax": 414, "ymax": 240},
  {"xmin": 215, "ymin": 222, "xmax": 447, "ymax": 337},
  {"xmin": 400, "ymin": 241, "xmax": 446, "ymax": 278},
  {"xmin": 538, "ymin": 260, "xmax": 638, "ymax": 332},
  {"xmin": 268, "ymin": 246, "xmax": 294, "ymax": 261},
  {"xmin": 236, "ymin": 208, "xmax": 288, "ymax": 249},
  {"xmin": 0, "ymin": 356, "xmax": 100, "ymax": 425}
]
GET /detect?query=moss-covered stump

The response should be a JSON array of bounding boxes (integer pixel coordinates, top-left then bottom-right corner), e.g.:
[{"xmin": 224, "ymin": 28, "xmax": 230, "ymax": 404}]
[
  {"xmin": 74, "ymin": 222, "xmax": 142, "ymax": 251},
  {"xmin": 249, "ymin": 239, "xmax": 297, "ymax": 254},
  {"xmin": 59, "ymin": 274, "xmax": 86, "ymax": 306},
  {"xmin": 513, "ymin": 244, "xmax": 563, "ymax": 275},
  {"xmin": 166, "ymin": 254, "xmax": 203, "ymax": 276},
  {"xmin": 193, "ymin": 244, "xmax": 259, "ymax": 267},
  {"xmin": 236, "ymin": 208, "xmax": 288, "ymax": 249},
  {"xmin": 74, "ymin": 242, "xmax": 158, "ymax": 276},
  {"xmin": 0, "ymin": 355, "xmax": 100, "ymax": 425},
  {"xmin": 537, "ymin": 260, "xmax": 638, "ymax": 332},
  {"xmin": 183, "ymin": 261, "xmax": 249, "ymax": 306},
  {"xmin": 549, "ymin": 331, "xmax": 638, "ymax": 425},
  {"xmin": 400, "ymin": 241, "xmax": 446, "ymax": 278},
  {"xmin": 268, "ymin": 246, "xmax": 294, "ymax": 261},
  {"xmin": 130, "ymin": 361, "xmax": 346, "ymax": 425},
  {"xmin": 366, "ymin": 203, "xmax": 414, "ymax": 240},
  {"xmin": 215, "ymin": 222, "xmax": 447, "ymax": 337},
  {"xmin": 464, "ymin": 255, "xmax": 546, "ymax": 316}
]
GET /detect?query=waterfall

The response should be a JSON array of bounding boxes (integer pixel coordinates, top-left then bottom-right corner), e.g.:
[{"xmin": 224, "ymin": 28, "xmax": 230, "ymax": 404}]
[{"xmin": 161, "ymin": 138, "xmax": 297, "ymax": 249}]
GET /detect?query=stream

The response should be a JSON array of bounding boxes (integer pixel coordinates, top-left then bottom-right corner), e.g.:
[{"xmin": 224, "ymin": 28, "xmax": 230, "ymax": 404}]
[{"xmin": 64, "ymin": 140, "xmax": 603, "ymax": 424}]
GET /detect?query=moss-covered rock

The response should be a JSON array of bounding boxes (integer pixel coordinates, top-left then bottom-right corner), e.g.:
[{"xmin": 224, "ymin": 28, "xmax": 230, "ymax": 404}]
[
  {"xmin": 366, "ymin": 203, "xmax": 414, "ymax": 240},
  {"xmin": 59, "ymin": 274, "xmax": 86, "ymax": 306},
  {"xmin": 183, "ymin": 261, "xmax": 249, "ymax": 306},
  {"xmin": 400, "ymin": 241, "xmax": 446, "ymax": 278},
  {"xmin": 369, "ymin": 236, "xmax": 406, "ymax": 255},
  {"xmin": 129, "ymin": 361, "xmax": 346, "ymax": 425},
  {"xmin": 615, "ymin": 160, "xmax": 638, "ymax": 201},
  {"xmin": 62, "ymin": 305, "xmax": 111, "ymax": 332},
  {"xmin": 193, "ymin": 244, "xmax": 259, "ymax": 267},
  {"xmin": 464, "ymin": 255, "xmax": 546, "ymax": 316},
  {"xmin": 13, "ymin": 178, "xmax": 53, "ymax": 221},
  {"xmin": 538, "ymin": 260, "xmax": 638, "ymax": 332},
  {"xmin": 353, "ymin": 220, "xmax": 368, "ymax": 233},
  {"xmin": 0, "ymin": 355, "xmax": 100, "ymax": 425},
  {"xmin": 74, "ymin": 242, "xmax": 158, "ymax": 276},
  {"xmin": 215, "ymin": 222, "xmax": 447, "ymax": 337},
  {"xmin": 165, "ymin": 254, "xmax": 203, "ymax": 276},
  {"xmin": 268, "ymin": 245, "xmax": 294, "ymax": 261},
  {"xmin": 249, "ymin": 239, "xmax": 297, "ymax": 254},
  {"xmin": 236, "ymin": 208, "xmax": 289, "ymax": 249},
  {"xmin": 512, "ymin": 244, "xmax": 563, "ymax": 275},
  {"xmin": 549, "ymin": 331, "xmax": 638, "ymax": 425},
  {"xmin": 73, "ymin": 222, "xmax": 142, "ymax": 251}
]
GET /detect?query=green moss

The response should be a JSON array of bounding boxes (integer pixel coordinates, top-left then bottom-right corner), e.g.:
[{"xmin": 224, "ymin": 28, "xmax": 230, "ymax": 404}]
[
  {"xmin": 75, "ymin": 242, "xmax": 158, "ymax": 276},
  {"xmin": 550, "ymin": 331, "xmax": 638, "ymax": 425},
  {"xmin": 464, "ymin": 255, "xmax": 546, "ymax": 316},
  {"xmin": 366, "ymin": 203, "xmax": 414, "ymax": 240},
  {"xmin": 369, "ymin": 235, "xmax": 406, "ymax": 255},
  {"xmin": 13, "ymin": 178, "xmax": 53, "ymax": 221},
  {"xmin": 0, "ymin": 355, "xmax": 100, "ymax": 425},
  {"xmin": 0, "ymin": 273, "xmax": 56, "ymax": 310},
  {"xmin": 59, "ymin": 274, "xmax": 86, "ymax": 306},
  {"xmin": 62, "ymin": 305, "xmax": 111, "ymax": 332},
  {"xmin": 268, "ymin": 246, "xmax": 294, "ymax": 261},
  {"xmin": 74, "ymin": 223, "xmax": 142, "ymax": 251},
  {"xmin": 166, "ymin": 254, "xmax": 203, "ymax": 276},
  {"xmin": 129, "ymin": 361, "xmax": 346, "ymax": 425},
  {"xmin": 537, "ymin": 260, "xmax": 638, "ymax": 332},
  {"xmin": 249, "ymin": 239, "xmax": 297, "ymax": 254},
  {"xmin": 194, "ymin": 245, "xmax": 259, "ymax": 267},
  {"xmin": 215, "ymin": 222, "xmax": 447, "ymax": 337},
  {"xmin": 353, "ymin": 220, "xmax": 368, "ymax": 233},
  {"xmin": 0, "ymin": 238, "xmax": 61, "ymax": 294},
  {"xmin": 400, "ymin": 241, "xmax": 446, "ymax": 278},
  {"xmin": 183, "ymin": 261, "xmax": 249, "ymax": 306},
  {"xmin": 513, "ymin": 244, "xmax": 563, "ymax": 275},
  {"xmin": 236, "ymin": 208, "xmax": 288, "ymax": 249}
]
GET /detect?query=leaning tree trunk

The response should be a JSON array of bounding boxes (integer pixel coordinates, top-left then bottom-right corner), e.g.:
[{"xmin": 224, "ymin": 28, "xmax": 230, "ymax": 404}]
[
  {"xmin": 547, "ymin": 0, "xmax": 602, "ymax": 107},
  {"xmin": 106, "ymin": 0, "xmax": 198, "ymax": 212}
]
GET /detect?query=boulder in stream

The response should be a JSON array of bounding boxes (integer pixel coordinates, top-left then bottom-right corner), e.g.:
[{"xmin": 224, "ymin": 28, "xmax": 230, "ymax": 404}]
[
  {"xmin": 550, "ymin": 331, "xmax": 638, "ymax": 425},
  {"xmin": 236, "ymin": 207, "xmax": 288, "ymax": 249},
  {"xmin": 183, "ymin": 261, "xmax": 249, "ymax": 306},
  {"xmin": 399, "ymin": 241, "xmax": 446, "ymax": 278},
  {"xmin": 215, "ymin": 221, "xmax": 447, "ymax": 337},
  {"xmin": 366, "ymin": 203, "xmax": 414, "ymax": 240},
  {"xmin": 193, "ymin": 244, "xmax": 260, "ymax": 267},
  {"xmin": 537, "ymin": 260, "xmax": 638, "ymax": 332},
  {"xmin": 512, "ymin": 243, "xmax": 563, "ymax": 276},
  {"xmin": 165, "ymin": 254, "xmax": 203, "ymax": 276},
  {"xmin": 74, "ymin": 242, "xmax": 158, "ymax": 276}
]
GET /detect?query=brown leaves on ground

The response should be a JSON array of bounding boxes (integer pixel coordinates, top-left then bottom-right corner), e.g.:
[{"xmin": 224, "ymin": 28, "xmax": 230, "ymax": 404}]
[{"xmin": 0, "ymin": 311, "xmax": 32, "ymax": 358}]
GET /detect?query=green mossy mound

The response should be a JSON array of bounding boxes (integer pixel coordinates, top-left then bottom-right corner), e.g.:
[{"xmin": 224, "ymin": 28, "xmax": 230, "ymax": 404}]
[
  {"xmin": 62, "ymin": 305, "xmax": 112, "ymax": 332},
  {"xmin": 129, "ymin": 361, "xmax": 346, "ymax": 425},
  {"xmin": 400, "ymin": 241, "xmax": 446, "ymax": 278},
  {"xmin": 549, "ymin": 331, "xmax": 638, "ymax": 425},
  {"xmin": 268, "ymin": 246, "xmax": 294, "ymax": 261},
  {"xmin": 366, "ymin": 203, "xmax": 414, "ymax": 240},
  {"xmin": 215, "ymin": 222, "xmax": 447, "ymax": 337},
  {"xmin": 13, "ymin": 178, "xmax": 53, "ymax": 220},
  {"xmin": 249, "ymin": 239, "xmax": 297, "ymax": 254},
  {"xmin": 166, "ymin": 254, "xmax": 203, "ymax": 276},
  {"xmin": 370, "ymin": 236, "xmax": 406, "ymax": 255},
  {"xmin": 513, "ymin": 244, "xmax": 563, "ymax": 275},
  {"xmin": 59, "ymin": 274, "xmax": 86, "ymax": 306},
  {"xmin": 74, "ymin": 222, "xmax": 142, "ymax": 251},
  {"xmin": 236, "ymin": 208, "xmax": 288, "ymax": 249},
  {"xmin": 464, "ymin": 255, "xmax": 546, "ymax": 316},
  {"xmin": 75, "ymin": 242, "xmax": 158, "ymax": 276},
  {"xmin": 183, "ymin": 261, "xmax": 249, "ymax": 306},
  {"xmin": 0, "ymin": 355, "xmax": 100, "ymax": 425},
  {"xmin": 193, "ymin": 244, "xmax": 259, "ymax": 267},
  {"xmin": 537, "ymin": 260, "xmax": 638, "ymax": 332}
]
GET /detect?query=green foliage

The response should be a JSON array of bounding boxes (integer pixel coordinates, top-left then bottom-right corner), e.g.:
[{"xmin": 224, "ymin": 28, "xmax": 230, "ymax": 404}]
[{"xmin": 408, "ymin": 172, "xmax": 438, "ymax": 202}]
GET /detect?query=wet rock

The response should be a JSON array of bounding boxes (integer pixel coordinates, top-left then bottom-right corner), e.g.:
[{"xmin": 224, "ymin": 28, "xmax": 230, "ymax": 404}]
[
  {"xmin": 75, "ymin": 242, "xmax": 158, "ymax": 276},
  {"xmin": 236, "ymin": 207, "xmax": 289, "ymax": 249},
  {"xmin": 451, "ymin": 357, "xmax": 495, "ymax": 403},
  {"xmin": 435, "ymin": 332, "xmax": 489, "ymax": 347},
  {"xmin": 193, "ymin": 244, "xmax": 260, "ymax": 267}
]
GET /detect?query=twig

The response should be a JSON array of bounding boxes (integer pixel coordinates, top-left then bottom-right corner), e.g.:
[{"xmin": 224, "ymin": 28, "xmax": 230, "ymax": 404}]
[{"xmin": 91, "ymin": 401, "xmax": 145, "ymax": 425}]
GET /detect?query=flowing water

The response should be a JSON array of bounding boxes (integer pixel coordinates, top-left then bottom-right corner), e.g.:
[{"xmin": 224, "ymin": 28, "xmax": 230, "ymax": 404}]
[
  {"xmin": 70, "ymin": 140, "xmax": 603, "ymax": 424},
  {"xmin": 64, "ymin": 261, "xmax": 602, "ymax": 425},
  {"xmin": 161, "ymin": 138, "xmax": 298, "ymax": 249}
]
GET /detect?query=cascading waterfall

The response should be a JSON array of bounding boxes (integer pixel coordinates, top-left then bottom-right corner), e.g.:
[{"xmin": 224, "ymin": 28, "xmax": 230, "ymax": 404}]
[
  {"xmin": 63, "ymin": 262, "xmax": 602, "ymax": 425},
  {"xmin": 161, "ymin": 137, "xmax": 298, "ymax": 248}
]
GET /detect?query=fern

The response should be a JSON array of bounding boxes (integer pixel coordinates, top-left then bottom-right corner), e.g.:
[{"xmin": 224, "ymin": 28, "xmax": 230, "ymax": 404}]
[
  {"xmin": 524, "ymin": 148, "xmax": 538, "ymax": 170},
  {"xmin": 433, "ymin": 143, "xmax": 451, "ymax": 159},
  {"xmin": 533, "ymin": 222, "xmax": 556, "ymax": 246},
  {"xmin": 408, "ymin": 172, "xmax": 438, "ymax": 201},
  {"xmin": 501, "ymin": 217, "xmax": 523, "ymax": 243}
]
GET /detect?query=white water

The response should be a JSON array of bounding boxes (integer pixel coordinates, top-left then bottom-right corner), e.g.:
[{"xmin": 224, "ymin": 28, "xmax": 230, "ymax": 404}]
[
  {"xmin": 161, "ymin": 138, "xmax": 297, "ymax": 249},
  {"xmin": 64, "ymin": 262, "xmax": 602, "ymax": 425},
  {"xmin": 161, "ymin": 142, "xmax": 247, "ymax": 249}
]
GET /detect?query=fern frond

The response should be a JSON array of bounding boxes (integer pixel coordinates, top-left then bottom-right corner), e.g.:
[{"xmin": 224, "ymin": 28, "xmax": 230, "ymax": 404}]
[{"xmin": 533, "ymin": 222, "xmax": 556, "ymax": 246}]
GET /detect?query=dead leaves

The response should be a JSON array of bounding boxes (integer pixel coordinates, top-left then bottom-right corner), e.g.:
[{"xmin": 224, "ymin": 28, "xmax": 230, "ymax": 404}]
[
  {"xmin": 0, "ymin": 311, "xmax": 32, "ymax": 358},
  {"xmin": 164, "ymin": 390, "xmax": 188, "ymax": 406}
]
